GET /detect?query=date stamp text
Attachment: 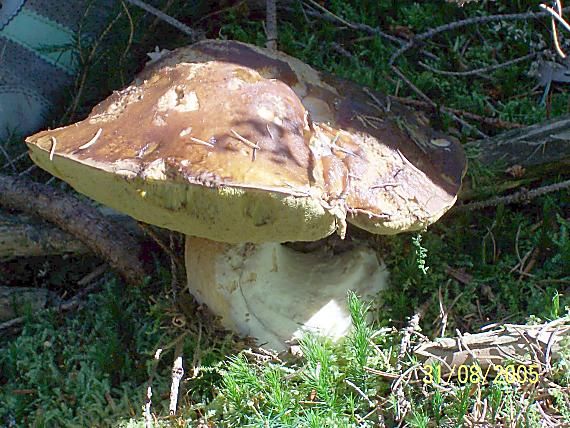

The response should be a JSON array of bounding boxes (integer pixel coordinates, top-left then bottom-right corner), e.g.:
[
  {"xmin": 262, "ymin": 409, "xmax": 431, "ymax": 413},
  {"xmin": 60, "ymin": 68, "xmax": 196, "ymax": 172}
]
[{"xmin": 422, "ymin": 363, "xmax": 540, "ymax": 385}]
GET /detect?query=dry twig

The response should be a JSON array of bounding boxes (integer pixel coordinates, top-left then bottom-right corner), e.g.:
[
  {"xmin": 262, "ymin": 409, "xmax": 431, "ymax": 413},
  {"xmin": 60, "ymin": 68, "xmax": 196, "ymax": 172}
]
[
  {"xmin": 265, "ymin": 0, "xmax": 278, "ymax": 49},
  {"xmin": 415, "ymin": 317, "xmax": 570, "ymax": 373},
  {"xmin": 125, "ymin": 0, "xmax": 201, "ymax": 40},
  {"xmin": 418, "ymin": 52, "xmax": 537, "ymax": 77},
  {"xmin": 389, "ymin": 96, "xmax": 524, "ymax": 130},
  {"xmin": 169, "ymin": 339, "xmax": 185, "ymax": 416},
  {"xmin": 457, "ymin": 179, "xmax": 570, "ymax": 211},
  {"xmin": 145, "ymin": 348, "xmax": 163, "ymax": 428}
]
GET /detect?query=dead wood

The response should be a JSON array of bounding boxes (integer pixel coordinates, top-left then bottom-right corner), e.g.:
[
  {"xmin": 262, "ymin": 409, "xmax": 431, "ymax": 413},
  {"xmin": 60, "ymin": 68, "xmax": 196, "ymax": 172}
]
[
  {"xmin": 0, "ymin": 208, "xmax": 143, "ymax": 258},
  {"xmin": 458, "ymin": 114, "xmax": 570, "ymax": 205},
  {"xmin": 0, "ymin": 286, "xmax": 61, "ymax": 322},
  {"xmin": 465, "ymin": 114, "xmax": 570, "ymax": 181},
  {"xmin": 0, "ymin": 174, "xmax": 145, "ymax": 285},
  {"xmin": 0, "ymin": 211, "xmax": 89, "ymax": 258},
  {"xmin": 414, "ymin": 317, "xmax": 569, "ymax": 374}
]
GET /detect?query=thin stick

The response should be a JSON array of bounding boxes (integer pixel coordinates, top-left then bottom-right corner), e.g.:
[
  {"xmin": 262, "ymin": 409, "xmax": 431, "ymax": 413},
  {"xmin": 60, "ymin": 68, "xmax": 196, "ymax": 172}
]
[
  {"xmin": 457, "ymin": 179, "xmax": 570, "ymax": 211},
  {"xmin": 344, "ymin": 379, "xmax": 375, "ymax": 408},
  {"xmin": 189, "ymin": 136, "xmax": 215, "ymax": 148},
  {"xmin": 391, "ymin": 65, "xmax": 436, "ymax": 108},
  {"xmin": 169, "ymin": 340, "xmax": 185, "ymax": 416},
  {"xmin": 418, "ymin": 52, "xmax": 537, "ymax": 77},
  {"xmin": 1, "ymin": 151, "xmax": 28, "ymax": 171},
  {"xmin": 298, "ymin": 2, "xmax": 409, "ymax": 49},
  {"xmin": 438, "ymin": 285, "xmax": 449, "ymax": 337},
  {"xmin": 125, "ymin": 0, "xmax": 201, "ymax": 40},
  {"xmin": 304, "ymin": 0, "xmax": 355, "ymax": 29},
  {"xmin": 540, "ymin": 3, "xmax": 570, "ymax": 33},
  {"xmin": 389, "ymin": 96, "xmax": 523, "ymax": 130},
  {"xmin": 445, "ymin": 109, "xmax": 489, "ymax": 139},
  {"xmin": 363, "ymin": 87, "xmax": 387, "ymax": 112},
  {"xmin": 145, "ymin": 348, "xmax": 162, "ymax": 428},
  {"xmin": 265, "ymin": 0, "xmax": 278, "ymax": 50},
  {"xmin": 230, "ymin": 129, "xmax": 260, "ymax": 150},
  {"xmin": 549, "ymin": 0, "xmax": 567, "ymax": 58},
  {"xmin": 389, "ymin": 8, "xmax": 569, "ymax": 67},
  {"xmin": 0, "ymin": 144, "xmax": 16, "ymax": 172},
  {"xmin": 18, "ymin": 164, "xmax": 36, "ymax": 176}
]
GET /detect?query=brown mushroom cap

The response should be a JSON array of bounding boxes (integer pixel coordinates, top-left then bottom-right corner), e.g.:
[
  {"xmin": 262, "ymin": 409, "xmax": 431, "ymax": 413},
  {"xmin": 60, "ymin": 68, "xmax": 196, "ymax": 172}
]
[{"xmin": 25, "ymin": 40, "xmax": 466, "ymax": 242}]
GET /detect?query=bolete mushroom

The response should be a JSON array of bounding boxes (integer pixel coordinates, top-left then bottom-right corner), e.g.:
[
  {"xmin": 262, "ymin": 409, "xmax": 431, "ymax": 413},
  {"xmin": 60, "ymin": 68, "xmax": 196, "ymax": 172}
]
[{"xmin": 25, "ymin": 40, "xmax": 466, "ymax": 350}]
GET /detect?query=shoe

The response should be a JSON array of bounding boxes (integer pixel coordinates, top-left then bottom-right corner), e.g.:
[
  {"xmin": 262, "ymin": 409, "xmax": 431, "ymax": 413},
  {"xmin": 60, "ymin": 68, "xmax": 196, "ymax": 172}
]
[{"xmin": 0, "ymin": 0, "xmax": 114, "ymax": 140}]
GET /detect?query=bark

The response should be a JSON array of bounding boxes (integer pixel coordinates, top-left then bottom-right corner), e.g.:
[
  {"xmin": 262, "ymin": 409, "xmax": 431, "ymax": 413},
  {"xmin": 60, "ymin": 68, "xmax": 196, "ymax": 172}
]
[
  {"xmin": 0, "ymin": 212, "xmax": 88, "ymax": 257},
  {"xmin": 0, "ymin": 286, "xmax": 60, "ymax": 322},
  {"xmin": 460, "ymin": 114, "xmax": 570, "ymax": 200},
  {"xmin": 0, "ymin": 208, "xmax": 143, "ymax": 258},
  {"xmin": 465, "ymin": 114, "xmax": 570, "ymax": 181},
  {"xmin": 0, "ymin": 174, "xmax": 145, "ymax": 285},
  {"xmin": 414, "ymin": 318, "xmax": 569, "ymax": 374}
]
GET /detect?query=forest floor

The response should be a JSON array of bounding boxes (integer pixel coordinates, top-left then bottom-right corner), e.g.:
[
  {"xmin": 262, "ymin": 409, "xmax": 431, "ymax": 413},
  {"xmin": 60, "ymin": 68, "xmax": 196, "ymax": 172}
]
[{"xmin": 0, "ymin": 1, "xmax": 569, "ymax": 427}]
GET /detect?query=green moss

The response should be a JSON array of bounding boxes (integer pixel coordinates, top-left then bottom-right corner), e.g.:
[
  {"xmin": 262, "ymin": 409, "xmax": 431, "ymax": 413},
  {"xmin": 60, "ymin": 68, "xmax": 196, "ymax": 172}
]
[{"xmin": 3, "ymin": 0, "xmax": 570, "ymax": 426}]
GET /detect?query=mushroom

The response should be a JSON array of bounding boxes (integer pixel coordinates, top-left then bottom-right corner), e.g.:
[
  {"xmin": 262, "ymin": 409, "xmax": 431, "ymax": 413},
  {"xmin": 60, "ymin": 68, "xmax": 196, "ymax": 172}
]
[{"xmin": 25, "ymin": 40, "xmax": 466, "ymax": 350}]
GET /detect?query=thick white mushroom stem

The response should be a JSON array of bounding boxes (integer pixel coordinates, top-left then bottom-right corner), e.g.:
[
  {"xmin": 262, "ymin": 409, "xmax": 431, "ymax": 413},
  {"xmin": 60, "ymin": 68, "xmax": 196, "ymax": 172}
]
[{"xmin": 185, "ymin": 236, "xmax": 389, "ymax": 351}]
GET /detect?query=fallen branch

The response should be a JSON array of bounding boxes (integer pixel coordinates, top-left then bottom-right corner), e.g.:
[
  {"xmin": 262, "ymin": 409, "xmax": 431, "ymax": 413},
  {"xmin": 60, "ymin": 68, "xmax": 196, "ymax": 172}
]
[
  {"xmin": 414, "ymin": 317, "xmax": 570, "ymax": 374},
  {"xmin": 457, "ymin": 113, "xmax": 570, "ymax": 205},
  {"xmin": 465, "ymin": 113, "xmax": 570, "ymax": 174},
  {"xmin": 124, "ymin": 0, "xmax": 202, "ymax": 40},
  {"xmin": 0, "ymin": 208, "xmax": 144, "ymax": 258},
  {"xmin": 389, "ymin": 96, "xmax": 524, "ymax": 130},
  {"xmin": 458, "ymin": 179, "xmax": 570, "ymax": 211},
  {"xmin": 240, "ymin": 0, "xmax": 413, "ymax": 48},
  {"xmin": 418, "ymin": 52, "xmax": 537, "ymax": 78},
  {"xmin": 0, "ymin": 211, "xmax": 88, "ymax": 258},
  {"xmin": 389, "ymin": 8, "xmax": 569, "ymax": 68},
  {"xmin": 0, "ymin": 174, "xmax": 145, "ymax": 285}
]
